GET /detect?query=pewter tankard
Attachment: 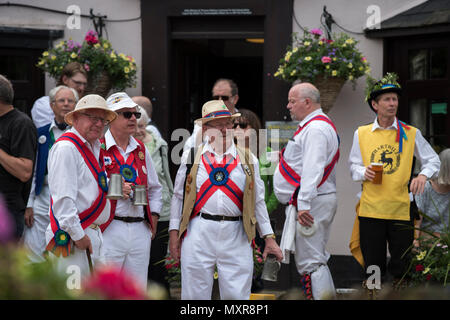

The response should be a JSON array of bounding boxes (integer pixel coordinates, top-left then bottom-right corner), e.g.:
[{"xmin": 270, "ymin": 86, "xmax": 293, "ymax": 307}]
[
  {"xmin": 107, "ymin": 173, "xmax": 123, "ymax": 200},
  {"xmin": 132, "ymin": 185, "xmax": 147, "ymax": 206}
]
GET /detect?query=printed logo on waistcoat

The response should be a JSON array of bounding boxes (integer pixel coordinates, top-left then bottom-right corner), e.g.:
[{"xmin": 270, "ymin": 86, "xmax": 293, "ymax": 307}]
[{"xmin": 370, "ymin": 144, "xmax": 400, "ymax": 175}]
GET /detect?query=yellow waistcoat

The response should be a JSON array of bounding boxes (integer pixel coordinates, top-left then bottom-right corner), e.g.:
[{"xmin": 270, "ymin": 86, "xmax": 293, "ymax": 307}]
[
  {"xmin": 358, "ymin": 123, "xmax": 416, "ymax": 221},
  {"xmin": 178, "ymin": 144, "xmax": 257, "ymax": 242}
]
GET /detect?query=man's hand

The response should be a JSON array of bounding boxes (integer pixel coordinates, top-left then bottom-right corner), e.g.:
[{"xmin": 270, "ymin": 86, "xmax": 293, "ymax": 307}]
[
  {"xmin": 74, "ymin": 234, "xmax": 93, "ymax": 254},
  {"xmin": 297, "ymin": 210, "xmax": 314, "ymax": 227},
  {"xmin": 24, "ymin": 207, "xmax": 34, "ymax": 228},
  {"xmin": 263, "ymin": 237, "xmax": 283, "ymax": 261},
  {"xmin": 364, "ymin": 165, "xmax": 376, "ymax": 181},
  {"xmin": 122, "ymin": 180, "xmax": 133, "ymax": 199},
  {"xmin": 410, "ymin": 174, "xmax": 427, "ymax": 195},
  {"xmin": 169, "ymin": 230, "xmax": 181, "ymax": 262},
  {"xmin": 151, "ymin": 215, "xmax": 159, "ymax": 240}
]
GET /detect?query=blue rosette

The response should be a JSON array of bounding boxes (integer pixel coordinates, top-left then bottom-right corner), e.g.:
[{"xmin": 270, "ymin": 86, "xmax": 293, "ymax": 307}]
[
  {"xmin": 98, "ymin": 171, "xmax": 109, "ymax": 193},
  {"xmin": 120, "ymin": 164, "xmax": 137, "ymax": 183},
  {"xmin": 209, "ymin": 167, "xmax": 229, "ymax": 186}
]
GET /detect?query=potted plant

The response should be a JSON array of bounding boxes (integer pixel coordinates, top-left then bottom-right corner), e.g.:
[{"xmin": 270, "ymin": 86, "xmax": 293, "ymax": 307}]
[
  {"xmin": 274, "ymin": 28, "xmax": 371, "ymax": 113},
  {"xmin": 37, "ymin": 30, "xmax": 137, "ymax": 97}
]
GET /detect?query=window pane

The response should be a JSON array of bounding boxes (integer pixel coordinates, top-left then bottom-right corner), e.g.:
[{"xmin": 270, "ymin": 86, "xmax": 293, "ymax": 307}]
[
  {"xmin": 410, "ymin": 98, "xmax": 427, "ymax": 135},
  {"xmin": 0, "ymin": 56, "xmax": 29, "ymax": 81},
  {"xmin": 409, "ymin": 49, "xmax": 428, "ymax": 80},
  {"xmin": 429, "ymin": 100, "xmax": 447, "ymax": 149},
  {"xmin": 430, "ymin": 48, "xmax": 447, "ymax": 79}
]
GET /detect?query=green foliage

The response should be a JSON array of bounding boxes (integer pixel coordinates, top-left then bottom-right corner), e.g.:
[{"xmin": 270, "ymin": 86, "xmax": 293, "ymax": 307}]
[
  {"xmin": 37, "ymin": 30, "xmax": 137, "ymax": 91},
  {"xmin": 274, "ymin": 28, "xmax": 370, "ymax": 85}
]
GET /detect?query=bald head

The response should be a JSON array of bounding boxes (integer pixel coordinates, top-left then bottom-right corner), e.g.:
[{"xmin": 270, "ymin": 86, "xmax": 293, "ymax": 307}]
[
  {"xmin": 132, "ymin": 96, "xmax": 152, "ymax": 118},
  {"xmin": 287, "ymin": 82, "xmax": 321, "ymax": 121},
  {"xmin": 291, "ymin": 83, "xmax": 321, "ymax": 105}
]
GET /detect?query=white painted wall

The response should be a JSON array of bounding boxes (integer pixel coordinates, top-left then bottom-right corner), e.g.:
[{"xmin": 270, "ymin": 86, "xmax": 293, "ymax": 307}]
[
  {"xmin": 0, "ymin": 0, "xmax": 142, "ymax": 97},
  {"xmin": 292, "ymin": 0, "xmax": 426, "ymax": 255}
]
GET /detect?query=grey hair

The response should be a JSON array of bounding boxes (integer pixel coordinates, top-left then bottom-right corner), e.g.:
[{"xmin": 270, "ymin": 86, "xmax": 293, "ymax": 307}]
[
  {"xmin": 436, "ymin": 148, "xmax": 450, "ymax": 185},
  {"xmin": 297, "ymin": 84, "xmax": 320, "ymax": 104},
  {"xmin": 49, "ymin": 85, "xmax": 79, "ymax": 103},
  {"xmin": 137, "ymin": 105, "xmax": 149, "ymax": 125},
  {"xmin": 0, "ymin": 74, "xmax": 14, "ymax": 105}
]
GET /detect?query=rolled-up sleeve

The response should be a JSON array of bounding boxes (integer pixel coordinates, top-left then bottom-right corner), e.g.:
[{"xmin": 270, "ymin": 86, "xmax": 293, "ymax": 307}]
[
  {"xmin": 414, "ymin": 130, "xmax": 440, "ymax": 178},
  {"xmin": 169, "ymin": 150, "xmax": 189, "ymax": 231},
  {"xmin": 348, "ymin": 129, "xmax": 367, "ymax": 182},
  {"xmin": 252, "ymin": 154, "xmax": 274, "ymax": 237},
  {"xmin": 145, "ymin": 148, "xmax": 163, "ymax": 214}
]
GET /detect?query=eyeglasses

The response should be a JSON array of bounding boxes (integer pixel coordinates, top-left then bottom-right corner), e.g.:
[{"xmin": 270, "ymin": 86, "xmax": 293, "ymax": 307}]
[
  {"xmin": 212, "ymin": 95, "xmax": 232, "ymax": 101},
  {"xmin": 79, "ymin": 113, "xmax": 109, "ymax": 125},
  {"xmin": 70, "ymin": 79, "xmax": 87, "ymax": 87},
  {"xmin": 233, "ymin": 122, "xmax": 248, "ymax": 129},
  {"xmin": 55, "ymin": 98, "xmax": 76, "ymax": 105},
  {"xmin": 117, "ymin": 111, "xmax": 141, "ymax": 119}
]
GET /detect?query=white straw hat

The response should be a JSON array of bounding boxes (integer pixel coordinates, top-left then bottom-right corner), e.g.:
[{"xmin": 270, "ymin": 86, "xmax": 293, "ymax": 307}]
[{"xmin": 64, "ymin": 94, "xmax": 117, "ymax": 126}]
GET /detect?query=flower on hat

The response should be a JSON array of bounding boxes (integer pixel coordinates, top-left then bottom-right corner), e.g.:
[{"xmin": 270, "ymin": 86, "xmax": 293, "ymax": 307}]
[{"xmin": 365, "ymin": 72, "xmax": 401, "ymax": 104}]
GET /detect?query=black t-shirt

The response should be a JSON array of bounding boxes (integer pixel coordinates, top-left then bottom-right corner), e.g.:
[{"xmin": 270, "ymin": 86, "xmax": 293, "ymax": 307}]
[{"xmin": 0, "ymin": 108, "xmax": 37, "ymax": 212}]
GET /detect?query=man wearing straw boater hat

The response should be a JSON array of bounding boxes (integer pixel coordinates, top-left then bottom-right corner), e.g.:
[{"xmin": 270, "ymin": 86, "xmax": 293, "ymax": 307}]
[
  {"xmin": 100, "ymin": 92, "xmax": 162, "ymax": 291},
  {"xmin": 169, "ymin": 99, "xmax": 282, "ymax": 300},
  {"xmin": 273, "ymin": 82, "xmax": 340, "ymax": 300},
  {"xmin": 348, "ymin": 73, "xmax": 440, "ymax": 296},
  {"xmin": 45, "ymin": 94, "xmax": 117, "ymax": 277}
]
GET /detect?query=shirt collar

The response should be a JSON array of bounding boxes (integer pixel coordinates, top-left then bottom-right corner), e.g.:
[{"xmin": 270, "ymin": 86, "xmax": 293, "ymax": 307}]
[
  {"xmin": 104, "ymin": 129, "xmax": 138, "ymax": 153},
  {"xmin": 68, "ymin": 127, "xmax": 101, "ymax": 150},
  {"xmin": 202, "ymin": 141, "xmax": 237, "ymax": 159},
  {"xmin": 299, "ymin": 108, "xmax": 324, "ymax": 127},
  {"xmin": 372, "ymin": 117, "xmax": 398, "ymax": 131}
]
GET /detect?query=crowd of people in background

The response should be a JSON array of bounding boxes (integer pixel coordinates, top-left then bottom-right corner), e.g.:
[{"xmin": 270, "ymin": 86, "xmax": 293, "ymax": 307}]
[{"xmin": 0, "ymin": 64, "xmax": 448, "ymax": 300}]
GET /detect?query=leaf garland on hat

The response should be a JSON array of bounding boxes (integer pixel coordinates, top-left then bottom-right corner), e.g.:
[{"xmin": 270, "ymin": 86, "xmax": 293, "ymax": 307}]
[{"xmin": 365, "ymin": 72, "xmax": 401, "ymax": 103}]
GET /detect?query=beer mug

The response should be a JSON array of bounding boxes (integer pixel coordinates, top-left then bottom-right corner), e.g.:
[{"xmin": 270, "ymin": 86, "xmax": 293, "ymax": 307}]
[
  {"xmin": 107, "ymin": 173, "xmax": 123, "ymax": 200},
  {"xmin": 132, "ymin": 185, "xmax": 147, "ymax": 206},
  {"xmin": 261, "ymin": 254, "xmax": 281, "ymax": 282},
  {"xmin": 371, "ymin": 163, "xmax": 383, "ymax": 185}
]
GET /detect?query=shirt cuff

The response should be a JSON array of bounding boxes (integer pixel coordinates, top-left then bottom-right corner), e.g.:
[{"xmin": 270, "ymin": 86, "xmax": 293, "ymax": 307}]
[
  {"xmin": 68, "ymin": 224, "xmax": 85, "ymax": 242},
  {"xmin": 169, "ymin": 218, "xmax": 181, "ymax": 231},
  {"xmin": 419, "ymin": 168, "xmax": 436, "ymax": 179},
  {"xmin": 298, "ymin": 199, "xmax": 311, "ymax": 211},
  {"xmin": 258, "ymin": 222, "xmax": 274, "ymax": 237}
]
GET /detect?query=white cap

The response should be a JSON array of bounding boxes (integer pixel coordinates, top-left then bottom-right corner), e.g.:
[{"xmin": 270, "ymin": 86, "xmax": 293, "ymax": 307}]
[{"xmin": 106, "ymin": 92, "xmax": 139, "ymax": 112}]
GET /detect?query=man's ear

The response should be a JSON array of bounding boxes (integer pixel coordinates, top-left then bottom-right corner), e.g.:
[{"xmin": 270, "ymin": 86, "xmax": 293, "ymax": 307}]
[
  {"xmin": 62, "ymin": 75, "xmax": 70, "ymax": 86},
  {"xmin": 371, "ymin": 100, "xmax": 378, "ymax": 112}
]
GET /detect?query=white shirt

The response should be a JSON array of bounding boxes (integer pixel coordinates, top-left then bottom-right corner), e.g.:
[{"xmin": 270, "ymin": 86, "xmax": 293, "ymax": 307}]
[
  {"xmin": 31, "ymin": 96, "xmax": 54, "ymax": 128},
  {"xmin": 273, "ymin": 109, "xmax": 339, "ymax": 211},
  {"xmin": 45, "ymin": 127, "xmax": 111, "ymax": 242},
  {"xmin": 169, "ymin": 142, "xmax": 274, "ymax": 237},
  {"xmin": 103, "ymin": 130, "xmax": 163, "ymax": 217},
  {"xmin": 348, "ymin": 117, "xmax": 440, "ymax": 182},
  {"xmin": 27, "ymin": 120, "xmax": 65, "ymax": 211}
]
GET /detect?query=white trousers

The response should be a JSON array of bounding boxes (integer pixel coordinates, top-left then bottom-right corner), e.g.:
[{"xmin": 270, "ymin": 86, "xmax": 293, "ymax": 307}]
[
  {"xmin": 51, "ymin": 226, "xmax": 105, "ymax": 280},
  {"xmin": 181, "ymin": 216, "xmax": 253, "ymax": 300},
  {"xmin": 102, "ymin": 219, "xmax": 152, "ymax": 291},
  {"xmin": 23, "ymin": 184, "xmax": 51, "ymax": 263},
  {"xmin": 294, "ymin": 193, "xmax": 337, "ymax": 300}
]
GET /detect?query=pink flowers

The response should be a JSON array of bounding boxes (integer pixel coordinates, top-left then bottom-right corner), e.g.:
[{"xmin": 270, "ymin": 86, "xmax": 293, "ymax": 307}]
[
  {"xmin": 415, "ymin": 264, "xmax": 424, "ymax": 272},
  {"xmin": 84, "ymin": 64, "xmax": 90, "ymax": 72},
  {"xmin": 321, "ymin": 56, "xmax": 332, "ymax": 63},
  {"xmin": 83, "ymin": 265, "xmax": 148, "ymax": 300},
  {"xmin": 85, "ymin": 30, "xmax": 99, "ymax": 45},
  {"xmin": 310, "ymin": 28, "xmax": 323, "ymax": 36}
]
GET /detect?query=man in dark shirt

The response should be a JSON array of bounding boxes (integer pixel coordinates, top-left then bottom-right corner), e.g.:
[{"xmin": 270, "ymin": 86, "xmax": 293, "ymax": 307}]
[{"xmin": 0, "ymin": 74, "xmax": 37, "ymax": 239}]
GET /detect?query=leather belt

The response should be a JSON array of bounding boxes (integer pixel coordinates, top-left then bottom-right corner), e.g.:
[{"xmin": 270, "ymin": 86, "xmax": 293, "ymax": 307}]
[
  {"xmin": 114, "ymin": 216, "xmax": 145, "ymax": 223},
  {"xmin": 199, "ymin": 212, "xmax": 242, "ymax": 222}
]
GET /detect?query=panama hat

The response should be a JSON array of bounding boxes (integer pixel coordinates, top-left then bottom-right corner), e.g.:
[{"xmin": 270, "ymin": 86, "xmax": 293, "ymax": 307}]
[
  {"xmin": 106, "ymin": 92, "xmax": 139, "ymax": 112},
  {"xmin": 366, "ymin": 72, "xmax": 402, "ymax": 113},
  {"xmin": 64, "ymin": 94, "xmax": 117, "ymax": 126},
  {"xmin": 195, "ymin": 100, "xmax": 240, "ymax": 125}
]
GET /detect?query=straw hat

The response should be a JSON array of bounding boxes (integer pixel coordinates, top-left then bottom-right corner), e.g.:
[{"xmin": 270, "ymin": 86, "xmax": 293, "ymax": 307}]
[
  {"xmin": 195, "ymin": 100, "xmax": 240, "ymax": 125},
  {"xmin": 64, "ymin": 94, "xmax": 117, "ymax": 126}
]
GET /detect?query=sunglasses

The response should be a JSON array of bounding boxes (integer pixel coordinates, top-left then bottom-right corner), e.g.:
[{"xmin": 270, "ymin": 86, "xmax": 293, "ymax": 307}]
[
  {"xmin": 233, "ymin": 122, "xmax": 248, "ymax": 129},
  {"xmin": 212, "ymin": 95, "xmax": 232, "ymax": 101},
  {"xmin": 118, "ymin": 111, "xmax": 141, "ymax": 119}
]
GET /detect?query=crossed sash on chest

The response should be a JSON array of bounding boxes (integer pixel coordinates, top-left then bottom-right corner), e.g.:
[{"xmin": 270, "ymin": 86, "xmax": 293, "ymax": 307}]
[
  {"xmin": 192, "ymin": 152, "xmax": 243, "ymax": 219},
  {"xmin": 278, "ymin": 115, "xmax": 340, "ymax": 207},
  {"xmin": 46, "ymin": 133, "xmax": 108, "ymax": 257}
]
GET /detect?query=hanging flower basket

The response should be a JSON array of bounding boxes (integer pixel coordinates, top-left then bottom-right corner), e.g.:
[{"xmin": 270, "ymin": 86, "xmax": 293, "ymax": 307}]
[
  {"xmin": 84, "ymin": 70, "xmax": 112, "ymax": 98},
  {"xmin": 314, "ymin": 75, "xmax": 346, "ymax": 114},
  {"xmin": 274, "ymin": 28, "xmax": 371, "ymax": 113}
]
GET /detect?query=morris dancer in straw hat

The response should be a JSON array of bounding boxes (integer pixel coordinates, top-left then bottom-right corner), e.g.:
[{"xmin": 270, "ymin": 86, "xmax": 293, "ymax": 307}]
[
  {"xmin": 100, "ymin": 92, "xmax": 162, "ymax": 291},
  {"xmin": 45, "ymin": 94, "xmax": 117, "ymax": 277},
  {"xmin": 348, "ymin": 73, "xmax": 440, "ymax": 295},
  {"xmin": 169, "ymin": 99, "xmax": 282, "ymax": 300},
  {"xmin": 273, "ymin": 82, "xmax": 340, "ymax": 300}
]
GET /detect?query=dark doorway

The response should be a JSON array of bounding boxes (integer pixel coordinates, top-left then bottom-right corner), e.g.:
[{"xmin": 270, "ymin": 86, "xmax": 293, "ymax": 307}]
[{"xmin": 170, "ymin": 38, "xmax": 263, "ymax": 133}]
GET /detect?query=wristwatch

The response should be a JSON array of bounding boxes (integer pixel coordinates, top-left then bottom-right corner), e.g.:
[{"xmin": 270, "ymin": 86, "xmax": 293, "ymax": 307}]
[{"xmin": 264, "ymin": 233, "xmax": 276, "ymax": 240}]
